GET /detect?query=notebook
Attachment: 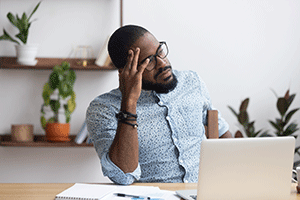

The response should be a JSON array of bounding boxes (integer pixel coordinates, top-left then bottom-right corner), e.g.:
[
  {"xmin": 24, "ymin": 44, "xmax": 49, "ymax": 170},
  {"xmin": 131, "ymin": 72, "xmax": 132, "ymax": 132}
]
[
  {"xmin": 55, "ymin": 183, "xmax": 180, "ymax": 200},
  {"xmin": 55, "ymin": 183, "xmax": 117, "ymax": 200},
  {"xmin": 176, "ymin": 137, "xmax": 295, "ymax": 200}
]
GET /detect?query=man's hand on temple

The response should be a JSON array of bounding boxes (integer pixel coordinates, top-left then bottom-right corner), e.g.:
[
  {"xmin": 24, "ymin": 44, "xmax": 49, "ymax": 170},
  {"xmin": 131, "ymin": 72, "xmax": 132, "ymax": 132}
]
[{"xmin": 119, "ymin": 48, "xmax": 149, "ymax": 108}]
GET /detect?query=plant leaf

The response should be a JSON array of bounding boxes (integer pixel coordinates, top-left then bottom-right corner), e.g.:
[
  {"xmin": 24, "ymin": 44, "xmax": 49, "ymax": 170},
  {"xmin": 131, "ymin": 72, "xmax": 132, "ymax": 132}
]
[
  {"xmin": 49, "ymin": 71, "xmax": 60, "ymax": 90},
  {"xmin": 64, "ymin": 104, "xmax": 71, "ymax": 123},
  {"xmin": 287, "ymin": 94, "xmax": 296, "ymax": 109},
  {"xmin": 238, "ymin": 111, "xmax": 248, "ymax": 125},
  {"xmin": 67, "ymin": 91, "xmax": 76, "ymax": 114},
  {"xmin": 15, "ymin": 12, "xmax": 29, "ymax": 44},
  {"xmin": 58, "ymin": 81, "xmax": 72, "ymax": 98},
  {"xmin": 48, "ymin": 117, "xmax": 56, "ymax": 123},
  {"xmin": 239, "ymin": 98, "xmax": 249, "ymax": 112},
  {"xmin": 284, "ymin": 89, "xmax": 290, "ymax": 100},
  {"xmin": 269, "ymin": 120, "xmax": 281, "ymax": 131},
  {"xmin": 7, "ymin": 13, "xmax": 18, "ymax": 27},
  {"xmin": 277, "ymin": 97, "xmax": 288, "ymax": 116},
  {"xmin": 248, "ymin": 121, "xmax": 255, "ymax": 137},
  {"xmin": 50, "ymin": 100, "xmax": 60, "ymax": 113},
  {"xmin": 283, "ymin": 123, "xmax": 299, "ymax": 136},
  {"xmin": 0, "ymin": 29, "xmax": 20, "ymax": 44},
  {"xmin": 228, "ymin": 106, "xmax": 238, "ymax": 117},
  {"xmin": 61, "ymin": 61, "xmax": 71, "ymax": 71},
  {"xmin": 295, "ymin": 146, "xmax": 300, "ymax": 154},
  {"xmin": 65, "ymin": 70, "xmax": 76, "ymax": 86},
  {"xmin": 42, "ymin": 82, "xmax": 53, "ymax": 105},
  {"xmin": 285, "ymin": 108, "xmax": 300, "ymax": 124},
  {"xmin": 28, "ymin": 1, "xmax": 41, "ymax": 21},
  {"xmin": 40, "ymin": 116, "xmax": 47, "ymax": 130},
  {"xmin": 16, "ymin": 31, "xmax": 28, "ymax": 44}
]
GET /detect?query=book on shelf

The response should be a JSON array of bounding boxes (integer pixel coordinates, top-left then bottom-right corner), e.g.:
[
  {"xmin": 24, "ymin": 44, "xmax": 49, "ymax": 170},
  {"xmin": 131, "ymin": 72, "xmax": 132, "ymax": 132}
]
[
  {"xmin": 74, "ymin": 122, "xmax": 89, "ymax": 144},
  {"xmin": 95, "ymin": 36, "xmax": 112, "ymax": 67}
]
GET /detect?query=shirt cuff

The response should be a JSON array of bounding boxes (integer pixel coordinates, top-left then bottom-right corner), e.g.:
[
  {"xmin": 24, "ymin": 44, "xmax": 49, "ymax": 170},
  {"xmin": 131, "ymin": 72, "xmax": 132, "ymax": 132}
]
[
  {"xmin": 100, "ymin": 152, "xmax": 141, "ymax": 185},
  {"xmin": 219, "ymin": 120, "xmax": 230, "ymax": 137}
]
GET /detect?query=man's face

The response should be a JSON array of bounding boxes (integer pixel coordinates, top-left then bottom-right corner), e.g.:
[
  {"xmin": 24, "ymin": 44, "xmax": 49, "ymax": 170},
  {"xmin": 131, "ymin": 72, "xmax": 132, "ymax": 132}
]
[{"xmin": 130, "ymin": 32, "xmax": 178, "ymax": 93}]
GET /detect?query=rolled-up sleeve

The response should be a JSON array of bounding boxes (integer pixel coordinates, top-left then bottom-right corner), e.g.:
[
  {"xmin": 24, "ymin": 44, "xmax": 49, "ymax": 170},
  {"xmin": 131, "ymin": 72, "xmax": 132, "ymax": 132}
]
[
  {"xmin": 101, "ymin": 152, "xmax": 141, "ymax": 185},
  {"xmin": 86, "ymin": 93, "xmax": 141, "ymax": 185}
]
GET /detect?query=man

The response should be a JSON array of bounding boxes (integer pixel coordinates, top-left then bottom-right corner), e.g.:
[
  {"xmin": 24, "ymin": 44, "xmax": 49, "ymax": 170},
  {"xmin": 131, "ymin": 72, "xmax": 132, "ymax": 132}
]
[{"xmin": 86, "ymin": 25, "xmax": 232, "ymax": 185}]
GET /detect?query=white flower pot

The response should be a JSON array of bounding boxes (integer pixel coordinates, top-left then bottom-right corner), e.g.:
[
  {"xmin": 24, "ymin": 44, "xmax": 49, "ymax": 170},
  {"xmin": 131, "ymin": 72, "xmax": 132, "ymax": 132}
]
[{"xmin": 15, "ymin": 44, "xmax": 39, "ymax": 66}]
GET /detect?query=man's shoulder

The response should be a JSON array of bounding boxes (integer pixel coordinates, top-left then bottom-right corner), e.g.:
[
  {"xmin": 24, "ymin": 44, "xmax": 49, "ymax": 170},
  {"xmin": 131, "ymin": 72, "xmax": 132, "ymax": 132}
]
[
  {"xmin": 89, "ymin": 88, "xmax": 121, "ymax": 107},
  {"xmin": 174, "ymin": 70, "xmax": 202, "ymax": 86}
]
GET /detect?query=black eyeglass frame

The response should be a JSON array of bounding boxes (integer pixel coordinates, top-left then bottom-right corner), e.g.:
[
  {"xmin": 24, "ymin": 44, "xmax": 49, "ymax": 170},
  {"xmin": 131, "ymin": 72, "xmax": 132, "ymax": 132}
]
[{"xmin": 139, "ymin": 41, "xmax": 169, "ymax": 71}]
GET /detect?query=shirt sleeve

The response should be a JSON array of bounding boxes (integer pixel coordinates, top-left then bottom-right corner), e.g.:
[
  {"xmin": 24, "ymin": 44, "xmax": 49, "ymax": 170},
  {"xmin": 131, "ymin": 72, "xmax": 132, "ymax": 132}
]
[
  {"xmin": 195, "ymin": 72, "xmax": 230, "ymax": 137},
  {"xmin": 100, "ymin": 152, "xmax": 141, "ymax": 185},
  {"xmin": 86, "ymin": 95, "xmax": 141, "ymax": 185}
]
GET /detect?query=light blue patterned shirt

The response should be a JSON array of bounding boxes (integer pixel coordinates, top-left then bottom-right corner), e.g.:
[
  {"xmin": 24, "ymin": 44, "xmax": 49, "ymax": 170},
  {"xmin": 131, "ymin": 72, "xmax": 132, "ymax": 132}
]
[{"xmin": 86, "ymin": 70, "xmax": 229, "ymax": 185}]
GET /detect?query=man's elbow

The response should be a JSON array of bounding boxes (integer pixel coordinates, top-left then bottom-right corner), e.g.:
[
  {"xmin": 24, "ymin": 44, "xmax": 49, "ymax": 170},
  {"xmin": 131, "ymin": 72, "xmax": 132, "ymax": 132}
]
[{"xmin": 220, "ymin": 131, "xmax": 233, "ymax": 138}]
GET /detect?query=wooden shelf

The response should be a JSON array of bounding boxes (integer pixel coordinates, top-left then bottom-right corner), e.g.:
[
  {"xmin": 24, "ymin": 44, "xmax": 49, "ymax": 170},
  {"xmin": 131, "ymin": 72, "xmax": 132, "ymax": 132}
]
[
  {"xmin": 0, "ymin": 57, "xmax": 117, "ymax": 71},
  {"xmin": 0, "ymin": 134, "xmax": 93, "ymax": 147}
]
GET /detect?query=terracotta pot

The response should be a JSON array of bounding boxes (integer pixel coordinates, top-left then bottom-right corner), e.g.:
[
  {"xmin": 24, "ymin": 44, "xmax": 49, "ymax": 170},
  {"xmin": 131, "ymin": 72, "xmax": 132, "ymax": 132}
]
[{"xmin": 46, "ymin": 123, "xmax": 70, "ymax": 142}]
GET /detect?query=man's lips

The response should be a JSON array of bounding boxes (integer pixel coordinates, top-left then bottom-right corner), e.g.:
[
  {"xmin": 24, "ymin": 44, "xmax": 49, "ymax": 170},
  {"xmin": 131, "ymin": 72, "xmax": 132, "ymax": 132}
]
[
  {"xmin": 154, "ymin": 66, "xmax": 172, "ymax": 80},
  {"xmin": 158, "ymin": 68, "xmax": 172, "ymax": 81}
]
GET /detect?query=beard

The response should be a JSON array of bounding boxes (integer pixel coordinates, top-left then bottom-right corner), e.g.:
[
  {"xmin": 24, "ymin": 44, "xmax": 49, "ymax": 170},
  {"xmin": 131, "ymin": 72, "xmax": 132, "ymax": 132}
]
[{"xmin": 142, "ymin": 66, "xmax": 178, "ymax": 94}]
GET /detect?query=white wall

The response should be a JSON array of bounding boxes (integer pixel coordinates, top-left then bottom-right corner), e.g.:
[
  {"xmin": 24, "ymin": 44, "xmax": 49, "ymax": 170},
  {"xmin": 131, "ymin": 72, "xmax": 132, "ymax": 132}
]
[
  {"xmin": 1, "ymin": 0, "xmax": 300, "ymax": 183},
  {"xmin": 123, "ymin": 0, "xmax": 300, "ymax": 148}
]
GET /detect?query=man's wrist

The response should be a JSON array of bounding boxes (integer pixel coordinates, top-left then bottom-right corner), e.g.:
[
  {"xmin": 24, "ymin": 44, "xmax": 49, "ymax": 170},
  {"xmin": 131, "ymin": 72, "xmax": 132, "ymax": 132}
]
[{"xmin": 121, "ymin": 98, "xmax": 137, "ymax": 114}]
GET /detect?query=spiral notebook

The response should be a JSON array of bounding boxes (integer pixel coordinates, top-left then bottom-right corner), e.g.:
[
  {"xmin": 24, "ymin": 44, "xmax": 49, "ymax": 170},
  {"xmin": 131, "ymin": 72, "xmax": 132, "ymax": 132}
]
[
  {"xmin": 55, "ymin": 183, "xmax": 117, "ymax": 200},
  {"xmin": 55, "ymin": 183, "xmax": 178, "ymax": 200}
]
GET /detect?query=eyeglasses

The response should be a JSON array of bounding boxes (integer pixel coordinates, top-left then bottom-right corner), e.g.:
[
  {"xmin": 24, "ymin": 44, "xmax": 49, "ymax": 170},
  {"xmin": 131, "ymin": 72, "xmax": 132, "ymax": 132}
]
[{"xmin": 140, "ymin": 41, "xmax": 169, "ymax": 71}]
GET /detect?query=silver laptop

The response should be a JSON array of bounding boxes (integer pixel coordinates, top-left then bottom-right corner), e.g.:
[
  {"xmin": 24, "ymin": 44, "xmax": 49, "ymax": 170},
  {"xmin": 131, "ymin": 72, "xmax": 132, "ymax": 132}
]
[{"xmin": 176, "ymin": 137, "xmax": 295, "ymax": 200}]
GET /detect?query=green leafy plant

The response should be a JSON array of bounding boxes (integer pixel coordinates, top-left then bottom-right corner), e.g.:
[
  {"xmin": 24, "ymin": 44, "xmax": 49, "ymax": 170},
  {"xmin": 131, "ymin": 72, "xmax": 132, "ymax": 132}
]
[
  {"xmin": 0, "ymin": 1, "xmax": 41, "ymax": 45},
  {"xmin": 269, "ymin": 89, "xmax": 299, "ymax": 137},
  {"xmin": 41, "ymin": 61, "xmax": 76, "ymax": 130},
  {"xmin": 228, "ymin": 98, "xmax": 269, "ymax": 137}
]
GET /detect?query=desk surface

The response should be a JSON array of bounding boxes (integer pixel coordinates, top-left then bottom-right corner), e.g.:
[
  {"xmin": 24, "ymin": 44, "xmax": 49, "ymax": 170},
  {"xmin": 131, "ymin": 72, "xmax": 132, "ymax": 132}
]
[{"xmin": 0, "ymin": 183, "xmax": 299, "ymax": 200}]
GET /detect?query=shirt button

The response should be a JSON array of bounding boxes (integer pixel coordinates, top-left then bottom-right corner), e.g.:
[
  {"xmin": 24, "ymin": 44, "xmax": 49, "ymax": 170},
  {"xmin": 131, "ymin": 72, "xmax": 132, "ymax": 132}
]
[
  {"xmin": 180, "ymin": 159, "xmax": 183, "ymax": 164},
  {"xmin": 184, "ymin": 180, "xmax": 189, "ymax": 183},
  {"xmin": 158, "ymin": 101, "xmax": 163, "ymax": 106},
  {"xmin": 174, "ymin": 138, "xmax": 177, "ymax": 142},
  {"xmin": 166, "ymin": 116, "xmax": 170, "ymax": 121}
]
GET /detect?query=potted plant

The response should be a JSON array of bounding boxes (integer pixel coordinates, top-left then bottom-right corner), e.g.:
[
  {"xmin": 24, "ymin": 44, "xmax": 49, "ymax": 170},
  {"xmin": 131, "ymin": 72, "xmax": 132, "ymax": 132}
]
[
  {"xmin": 269, "ymin": 89, "xmax": 299, "ymax": 137},
  {"xmin": 228, "ymin": 98, "xmax": 270, "ymax": 137},
  {"xmin": 0, "ymin": 1, "xmax": 41, "ymax": 66},
  {"xmin": 41, "ymin": 61, "xmax": 76, "ymax": 142}
]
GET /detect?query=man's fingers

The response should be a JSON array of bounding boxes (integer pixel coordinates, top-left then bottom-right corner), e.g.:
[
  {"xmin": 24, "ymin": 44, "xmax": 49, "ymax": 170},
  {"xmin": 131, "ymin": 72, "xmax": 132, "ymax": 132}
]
[
  {"xmin": 137, "ymin": 58, "xmax": 150, "ymax": 75},
  {"xmin": 124, "ymin": 50, "xmax": 134, "ymax": 72},
  {"xmin": 131, "ymin": 48, "xmax": 140, "ymax": 72}
]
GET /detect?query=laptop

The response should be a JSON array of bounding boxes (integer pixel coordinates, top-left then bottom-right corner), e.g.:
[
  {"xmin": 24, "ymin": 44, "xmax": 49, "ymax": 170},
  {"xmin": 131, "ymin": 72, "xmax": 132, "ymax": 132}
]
[{"xmin": 176, "ymin": 137, "xmax": 295, "ymax": 200}]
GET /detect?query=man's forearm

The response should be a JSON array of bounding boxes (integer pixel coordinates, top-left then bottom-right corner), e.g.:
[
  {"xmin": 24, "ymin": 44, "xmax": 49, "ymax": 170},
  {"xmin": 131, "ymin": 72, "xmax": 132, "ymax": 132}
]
[{"xmin": 109, "ymin": 101, "xmax": 139, "ymax": 173}]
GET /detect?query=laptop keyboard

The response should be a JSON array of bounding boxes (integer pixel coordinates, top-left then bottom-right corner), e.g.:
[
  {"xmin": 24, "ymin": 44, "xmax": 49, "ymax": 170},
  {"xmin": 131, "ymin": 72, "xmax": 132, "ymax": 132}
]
[{"xmin": 190, "ymin": 195, "xmax": 197, "ymax": 200}]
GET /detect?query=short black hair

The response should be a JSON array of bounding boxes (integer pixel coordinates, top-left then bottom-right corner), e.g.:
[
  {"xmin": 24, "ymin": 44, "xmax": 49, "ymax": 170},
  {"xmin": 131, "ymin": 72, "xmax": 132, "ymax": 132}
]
[{"xmin": 108, "ymin": 25, "xmax": 149, "ymax": 69}]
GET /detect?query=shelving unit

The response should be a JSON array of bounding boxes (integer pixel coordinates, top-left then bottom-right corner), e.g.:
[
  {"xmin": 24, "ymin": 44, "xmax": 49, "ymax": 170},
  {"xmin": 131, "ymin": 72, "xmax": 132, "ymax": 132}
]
[
  {"xmin": 0, "ymin": 134, "xmax": 93, "ymax": 147},
  {"xmin": 0, "ymin": 57, "xmax": 117, "ymax": 71},
  {"xmin": 0, "ymin": 0, "xmax": 124, "ymax": 148}
]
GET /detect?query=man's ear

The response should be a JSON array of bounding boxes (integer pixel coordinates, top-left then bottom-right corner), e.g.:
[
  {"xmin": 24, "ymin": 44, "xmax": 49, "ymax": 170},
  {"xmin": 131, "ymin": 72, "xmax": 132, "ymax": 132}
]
[{"xmin": 118, "ymin": 68, "xmax": 123, "ymax": 73}]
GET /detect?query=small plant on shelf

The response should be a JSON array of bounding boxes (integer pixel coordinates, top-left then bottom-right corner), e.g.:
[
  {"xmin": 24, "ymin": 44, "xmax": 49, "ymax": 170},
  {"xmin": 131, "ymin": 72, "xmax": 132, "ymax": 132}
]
[
  {"xmin": 0, "ymin": 1, "xmax": 41, "ymax": 65},
  {"xmin": 0, "ymin": 1, "xmax": 41, "ymax": 45},
  {"xmin": 40, "ymin": 61, "xmax": 76, "ymax": 142}
]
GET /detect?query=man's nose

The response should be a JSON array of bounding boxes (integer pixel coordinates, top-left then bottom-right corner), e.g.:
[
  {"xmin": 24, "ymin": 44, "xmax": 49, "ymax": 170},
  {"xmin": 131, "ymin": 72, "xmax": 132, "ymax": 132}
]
[{"xmin": 155, "ymin": 56, "xmax": 168, "ymax": 69}]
